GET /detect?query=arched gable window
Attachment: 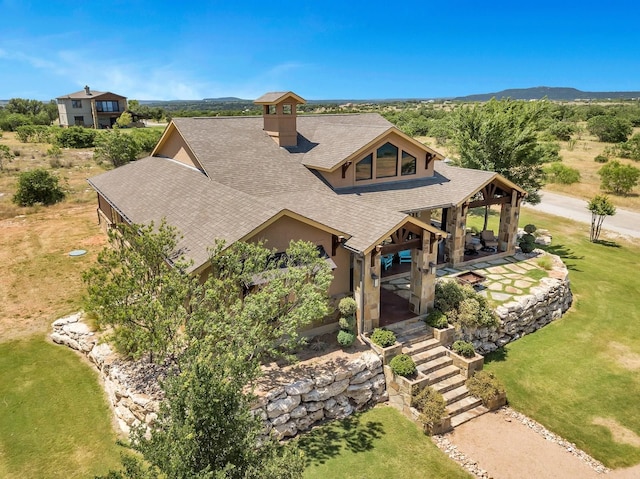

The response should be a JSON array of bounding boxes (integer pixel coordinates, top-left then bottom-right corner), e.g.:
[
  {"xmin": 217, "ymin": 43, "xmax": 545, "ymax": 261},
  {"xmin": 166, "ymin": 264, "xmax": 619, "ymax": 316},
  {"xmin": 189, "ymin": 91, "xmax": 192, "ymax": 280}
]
[
  {"xmin": 376, "ymin": 142, "xmax": 398, "ymax": 178},
  {"xmin": 355, "ymin": 153, "xmax": 373, "ymax": 181}
]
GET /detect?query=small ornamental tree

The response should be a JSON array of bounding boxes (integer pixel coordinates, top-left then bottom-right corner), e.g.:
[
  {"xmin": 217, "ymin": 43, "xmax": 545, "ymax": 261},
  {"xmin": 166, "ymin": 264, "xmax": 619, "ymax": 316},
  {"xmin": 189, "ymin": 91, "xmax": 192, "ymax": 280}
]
[
  {"xmin": 337, "ymin": 296, "xmax": 357, "ymax": 347},
  {"xmin": 12, "ymin": 168, "xmax": 65, "ymax": 206},
  {"xmin": 598, "ymin": 160, "xmax": 640, "ymax": 196},
  {"xmin": 587, "ymin": 195, "xmax": 616, "ymax": 242},
  {"xmin": 115, "ymin": 111, "xmax": 133, "ymax": 128}
]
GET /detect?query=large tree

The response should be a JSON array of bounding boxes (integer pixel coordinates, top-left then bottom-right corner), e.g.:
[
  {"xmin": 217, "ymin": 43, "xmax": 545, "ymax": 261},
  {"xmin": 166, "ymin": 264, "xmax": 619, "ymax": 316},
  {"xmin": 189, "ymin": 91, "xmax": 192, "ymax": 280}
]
[
  {"xmin": 451, "ymin": 98, "xmax": 559, "ymax": 206},
  {"xmin": 88, "ymin": 222, "xmax": 332, "ymax": 478}
]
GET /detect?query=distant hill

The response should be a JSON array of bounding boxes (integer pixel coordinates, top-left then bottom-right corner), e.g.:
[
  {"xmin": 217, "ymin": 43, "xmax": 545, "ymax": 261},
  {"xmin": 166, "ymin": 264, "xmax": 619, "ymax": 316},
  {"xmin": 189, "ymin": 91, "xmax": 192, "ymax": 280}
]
[{"xmin": 456, "ymin": 86, "xmax": 640, "ymax": 101}]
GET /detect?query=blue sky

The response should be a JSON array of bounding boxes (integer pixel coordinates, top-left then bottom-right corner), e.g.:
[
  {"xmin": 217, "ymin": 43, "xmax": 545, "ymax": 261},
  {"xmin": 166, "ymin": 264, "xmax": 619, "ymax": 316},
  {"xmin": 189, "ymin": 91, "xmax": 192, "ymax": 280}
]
[{"xmin": 1, "ymin": 0, "xmax": 639, "ymax": 101}]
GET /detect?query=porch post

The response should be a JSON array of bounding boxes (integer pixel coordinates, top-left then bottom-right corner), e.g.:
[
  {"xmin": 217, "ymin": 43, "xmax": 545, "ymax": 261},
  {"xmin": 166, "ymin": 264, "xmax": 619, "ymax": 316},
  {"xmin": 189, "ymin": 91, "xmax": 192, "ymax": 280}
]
[
  {"xmin": 444, "ymin": 205, "xmax": 466, "ymax": 265},
  {"xmin": 498, "ymin": 190, "xmax": 520, "ymax": 254},
  {"xmin": 355, "ymin": 252, "xmax": 380, "ymax": 334},
  {"xmin": 409, "ymin": 231, "xmax": 438, "ymax": 315}
]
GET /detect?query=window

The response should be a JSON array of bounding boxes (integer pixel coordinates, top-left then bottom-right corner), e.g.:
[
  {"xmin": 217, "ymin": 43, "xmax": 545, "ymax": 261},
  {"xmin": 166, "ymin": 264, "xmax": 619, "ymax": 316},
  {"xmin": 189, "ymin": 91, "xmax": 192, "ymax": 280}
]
[
  {"xmin": 267, "ymin": 104, "xmax": 277, "ymax": 115},
  {"xmin": 72, "ymin": 100, "xmax": 82, "ymax": 108},
  {"xmin": 95, "ymin": 101, "xmax": 120, "ymax": 112},
  {"xmin": 74, "ymin": 116, "xmax": 84, "ymax": 125},
  {"xmin": 282, "ymin": 104, "xmax": 292, "ymax": 115},
  {"xmin": 401, "ymin": 151, "xmax": 417, "ymax": 176},
  {"xmin": 356, "ymin": 154, "xmax": 373, "ymax": 181},
  {"xmin": 376, "ymin": 142, "xmax": 398, "ymax": 178}
]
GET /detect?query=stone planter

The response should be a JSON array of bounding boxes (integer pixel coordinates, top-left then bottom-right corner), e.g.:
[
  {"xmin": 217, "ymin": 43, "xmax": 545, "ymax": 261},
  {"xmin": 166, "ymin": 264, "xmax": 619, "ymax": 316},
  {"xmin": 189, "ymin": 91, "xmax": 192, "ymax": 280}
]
[
  {"xmin": 447, "ymin": 350, "xmax": 484, "ymax": 379},
  {"xmin": 484, "ymin": 391, "xmax": 507, "ymax": 411},
  {"xmin": 408, "ymin": 406, "xmax": 452, "ymax": 435},
  {"xmin": 432, "ymin": 325, "xmax": 455, "ymax": 347},
  {"xmin": 362, "ymin": 334, "xmax": 402, "ymax": 365},
  {"xmin": 384, "ymin": 365, "xmax": 430, "ymax": 414}
]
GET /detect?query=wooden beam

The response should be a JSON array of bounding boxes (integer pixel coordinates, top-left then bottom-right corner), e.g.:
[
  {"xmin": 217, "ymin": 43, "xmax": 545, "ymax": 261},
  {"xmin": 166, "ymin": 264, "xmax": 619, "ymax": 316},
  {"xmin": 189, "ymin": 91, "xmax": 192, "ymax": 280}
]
[
  {"xmin": 341, "ymin": 161, "xmax": 352, "ymax": 179},
  {"xmin": 468, "ymin": 196, "xmax": 510, "ymax": 208},
  {"xmin": 380, "ymin": 238, "xmax": 422, "ymax": 256}
]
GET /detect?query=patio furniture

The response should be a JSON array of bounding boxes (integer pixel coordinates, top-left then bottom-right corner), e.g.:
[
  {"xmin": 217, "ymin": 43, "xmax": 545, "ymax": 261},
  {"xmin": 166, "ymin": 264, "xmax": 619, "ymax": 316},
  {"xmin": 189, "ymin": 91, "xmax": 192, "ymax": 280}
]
[
  {"xmin": 465, "ymin": 232, "xmax": 482, "ymax": 255},
  {"xmin": 398, "ymin": 250, "xmax": 412, "ymax": 264},
  {"xmin": 381, "ymin": 254, "xmax": 394, "ymax": 271},
  {"xmin": 481, "ymin": 230, "xmax": 499, "ymax": 252}
]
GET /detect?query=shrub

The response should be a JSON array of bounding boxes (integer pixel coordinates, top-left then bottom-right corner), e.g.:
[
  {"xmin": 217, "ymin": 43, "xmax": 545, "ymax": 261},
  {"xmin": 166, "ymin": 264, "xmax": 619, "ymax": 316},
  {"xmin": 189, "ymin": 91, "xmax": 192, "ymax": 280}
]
[
  {"xmin": 466, "ymin": 371, "xmax": 506, "ymax": 406},
  {"xmin": 56, "ymin": 126, "xmax": 97, "ymax": 148},
  {"xmin": 547, "ymin": 121, "xmax": 577, "ymax": 141},
  {"xmin": 536, "ymin": 255, "xmax": 553, "ymax": 271},
  {"xmin": 412, "ymin": 386, "xmax": 446, "ymax": 435},
  {"xmin": 94, "ymin": 130, "xmax": 141, "ymax": 167},
  {"xmin": 129, "ymin": 128, "xmax": 163, "ymax": 153},
  {"xmin": 0, "ymin": 144, "xmax": 14, "ymax": 171},
  {"xmin": 617, "ymin": 133, "xmax": 640, "ymax": 161},
  {"xmin": 598, "ymin": 160, "xmax": 640, "ymax": 196},
  {"xmin": 434, "ymin": 280, "xmax": 499, "ymax": 330},
  {"xmin": 338, "ymin": 297, "xmax": 357, "ymax": 317},
  {"xmin": 425, "ymin": 310, "xmax": 448, "ymax": 329},
  {"xmin": 594, "ymin": 154, "xmax": 609, "ymax": 164},
  {"xmin": 370, "ymin": 328, "xmax": 396, "ymax": 348},
  {"xmin": 519, "ymin": 231, "xmax": 536, "ymax": 253},
  {"xmin": 15, "ymin": 125, "xmax": 53, "ymax": 143},
  {"xmin": 523, "ymin": 224, "xmax": 537, "ymax": 234},
  {"xmin": 12, "ymin": 168, "xmax": 65, "ymax": 206},
  {"xmin": 337, "ymin": 330, "xmax": 355, "ymax": 347},
  {"xmin": 452, "ymin": 340, "xmax": 475, "ymax": 358},
  {"xmin": 47, "ymin": 145, "xmax": 62, "ymax": 158},
  {"xmin": 544, "ymin": 163, "xmax": 581, "ymax": 185},
  {"xmin": 389, "ymin": 354, "xmax": 416, "ymax": 377},
  {"xmin": 587, "ymin": 115, "xmax": 632, "ymax": 143},
  {"xmin": 338, "ymin": 316, "xmax": 354, "ymax": 330}
]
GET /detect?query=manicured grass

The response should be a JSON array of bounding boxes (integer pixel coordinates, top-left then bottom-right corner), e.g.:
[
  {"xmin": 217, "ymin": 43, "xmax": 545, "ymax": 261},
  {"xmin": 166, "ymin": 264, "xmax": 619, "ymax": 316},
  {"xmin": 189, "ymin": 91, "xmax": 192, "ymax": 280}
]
[
  {"xmin": 485, "ymin": 210, "xmax": 640, "ymax": 468},
  {"xmin": 0, "ymin": 337, "xmax": 125, "ymax": 478},
  {"xmin": 299, "ymin": 406, "xmax": 471, "ymax": 479}
]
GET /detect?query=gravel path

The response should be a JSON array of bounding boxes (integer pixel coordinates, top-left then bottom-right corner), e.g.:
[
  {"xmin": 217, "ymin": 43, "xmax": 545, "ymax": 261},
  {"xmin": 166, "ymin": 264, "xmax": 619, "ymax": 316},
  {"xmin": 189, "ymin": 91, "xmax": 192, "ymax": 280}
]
[
  {"xmin": 433, "ymin": 407, "xmax": 640, "ymax": 478},
  {"xmin": 524, "ymin": 191, "xmax": 640, "ymax": 239}
]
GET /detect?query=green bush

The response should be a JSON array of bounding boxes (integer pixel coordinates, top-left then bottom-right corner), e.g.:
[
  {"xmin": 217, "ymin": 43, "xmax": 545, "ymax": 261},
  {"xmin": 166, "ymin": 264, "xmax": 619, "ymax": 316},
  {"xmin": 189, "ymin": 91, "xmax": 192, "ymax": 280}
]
[
  {"xmin": 370, "ymin": 328, "xmax": 396, "ymax": 348},
  {"xmin": 412, "ymin": 386, "xmax": 446, "ymax": 435},
  {"xmin": 389, "ymin": 354, "xmax": 416, "ymax": 377},
  {"xmin": 129, "ymin": 128, "xmax": 164, "ymax": 153},
  {"xmin": 519, "ymin": 232, "xmax": 536, "ymax": 253},
  {"xmin": 523, "ymin": 224, "xmax": 537, "ymax": 234},
  {"xmin": 56, "ymin": 126, "xmax": 97, "ymax": 148},
  {"xmin": 466, "ymin": 371, "xmax": 506, "ymax": 406},
  {"xmin": 594, "ymin": 154, "xmax": 609, "ymax": 164},
  {"xmin": 425, "ymin": 310, "xmax": 448, "ymax": 329},
  {"xmin": 434, "ymin": 281, "xmax": 498, "ymax": 330},
  {"xmin": 338, "ymin": 316, "xmax": 354, "ymax": 330},
  {"xmin": 587, "ymin": 115, "xmax": 632, "ymax": 143},
  {"xmin": 547, "ymin": 121, "xmax": 578, "ymax": 141},
  {"xmin": 12, "ymin": 168, "xmax": 65, "ymax": 206},
  {"xmin": 337, "ymin": 330, "xmax": 355, "ymax": 347},
  {"xmin": 544, "ymin": 163, "xmax": 581, "ymax": 185},
  {"xmin": 338, "ymin": 297, "xmax": 357, "ymax": 317},
  {"xmin": 94, "ymin": 130, "xmax": 141, "ymax": 167},
  {"xmin": 598, "ymin": 160, "xmax": 640, "ymax": 196},
  {"xmin": 452, "ymin": 340, "xmax": 475, "ymax": 358},
  {"xmin": 15, "ymin": 125, "xmax": 53, "ymax": 143},
  {"xmin": 617, "ymin": 133, "xmax": 640, "ymax": 161}
]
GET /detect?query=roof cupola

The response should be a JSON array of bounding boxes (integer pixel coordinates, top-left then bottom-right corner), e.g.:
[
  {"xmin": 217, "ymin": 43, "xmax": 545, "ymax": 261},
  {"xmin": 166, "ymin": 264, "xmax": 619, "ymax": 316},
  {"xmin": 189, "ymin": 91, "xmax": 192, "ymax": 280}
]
[{"xmin": 254, "ymin": 91, "xmax": 306, "ymax": 147}]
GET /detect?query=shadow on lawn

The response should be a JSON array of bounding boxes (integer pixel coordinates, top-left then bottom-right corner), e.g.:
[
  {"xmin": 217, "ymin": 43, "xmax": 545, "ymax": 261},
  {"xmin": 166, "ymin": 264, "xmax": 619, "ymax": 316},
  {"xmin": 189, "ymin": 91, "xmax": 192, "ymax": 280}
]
[
  {"xmin": 296, "ymin": 413, "xmax": 385, "ymax": 466},
  {"xmin": 484, "ymin": 346, "xmax": 508, "ymax": 364},
  {"xmin": 593, "ymin": 239, "xmax": 621, "ymax": 248},
  {"xmin": 540, "ymin": 244, "xmax": 584, "ymax": 271}
]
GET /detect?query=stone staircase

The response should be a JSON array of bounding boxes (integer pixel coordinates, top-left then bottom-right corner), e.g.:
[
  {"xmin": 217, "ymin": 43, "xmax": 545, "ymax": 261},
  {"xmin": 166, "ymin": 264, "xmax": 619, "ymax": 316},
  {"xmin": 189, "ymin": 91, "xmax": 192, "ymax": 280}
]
[{"xmin": 385, "ymin": 318, "xmax": 488, "ymax": 429}]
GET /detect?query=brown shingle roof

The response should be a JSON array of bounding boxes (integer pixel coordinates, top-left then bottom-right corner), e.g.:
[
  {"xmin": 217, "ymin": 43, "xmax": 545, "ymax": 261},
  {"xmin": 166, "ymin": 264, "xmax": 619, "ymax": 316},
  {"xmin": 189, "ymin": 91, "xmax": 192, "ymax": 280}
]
[{"xmin": 57, "ymin": 89, "xmax": 126, "ymax": 100}]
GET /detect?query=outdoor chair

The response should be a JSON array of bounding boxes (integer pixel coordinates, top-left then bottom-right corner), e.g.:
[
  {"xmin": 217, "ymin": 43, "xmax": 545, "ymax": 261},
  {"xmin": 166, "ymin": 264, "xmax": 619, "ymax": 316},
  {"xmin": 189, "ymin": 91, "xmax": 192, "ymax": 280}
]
[
  {"xmin": 398, "ymin": 250, "xmax": 412, "ymax": 264},
  {"xmin": 481, "ymin": 230, "xmax": 499, "ymax": 252},
  {"xmin": 465, "ymin": 232, "xmax": 482, "ymax": 255},
  {"xmin": 381, "ymin": 254, "xmax": 394, "ymax": 271}
]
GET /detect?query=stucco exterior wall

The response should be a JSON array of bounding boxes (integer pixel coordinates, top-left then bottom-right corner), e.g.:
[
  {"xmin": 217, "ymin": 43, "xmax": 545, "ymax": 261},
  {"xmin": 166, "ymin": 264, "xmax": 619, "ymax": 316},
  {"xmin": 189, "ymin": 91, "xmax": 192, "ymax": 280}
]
[
  {"xmin": 247, "ymin": 215, "xmax": 351, "ymax": 297},
  {"xmin": 318, "ymin": 131, "xmax": 436, "ymax": 189},
  {"xmin": 154, "ymin": 129, "xmax": 199, "ymax": 169}
]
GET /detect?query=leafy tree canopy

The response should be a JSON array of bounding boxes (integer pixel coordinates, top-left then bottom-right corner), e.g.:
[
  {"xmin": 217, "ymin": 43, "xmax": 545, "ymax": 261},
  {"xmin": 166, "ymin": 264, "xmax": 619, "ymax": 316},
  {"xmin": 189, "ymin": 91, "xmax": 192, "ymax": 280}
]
[
  {"xmin": 12, "ymin": 168, "xmax": 65, "ymax": 206},
  {"xmin": 587, "ymin": 194, "xmax": 616, "ymax": 242},
  {"xmin": 587, "ymin": 115, "xmax": 633, "ymax": 143},
  {"xmin": 598, "ymin": 160, "xmax": 640, "ymax": 196},
  {"xmin": 94, "ymin": 130, "xmax": 142, "ymax": 167},
  {"xmin": 450, "ymin": 98, "xmax": 559, "ymax": 204}
]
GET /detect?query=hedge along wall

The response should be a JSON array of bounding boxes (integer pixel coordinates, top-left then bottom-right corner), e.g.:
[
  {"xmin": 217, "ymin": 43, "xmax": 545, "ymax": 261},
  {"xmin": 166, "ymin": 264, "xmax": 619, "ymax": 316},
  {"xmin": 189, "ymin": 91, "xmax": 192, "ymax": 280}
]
[{"xmin": 51, "ymin": 313, "xmax": 387, "ymax": 439}]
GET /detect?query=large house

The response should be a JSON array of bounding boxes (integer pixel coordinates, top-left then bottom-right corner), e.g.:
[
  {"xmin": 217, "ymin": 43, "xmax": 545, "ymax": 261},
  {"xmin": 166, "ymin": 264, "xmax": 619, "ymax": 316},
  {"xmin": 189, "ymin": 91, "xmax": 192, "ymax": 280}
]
[
  {"xmin": 88, "ymin": 92, "xmax": 525, "ymax": 336},
  {"xmin": 57, "ymin": 86, "xmax": 127, "ymax": 128}
]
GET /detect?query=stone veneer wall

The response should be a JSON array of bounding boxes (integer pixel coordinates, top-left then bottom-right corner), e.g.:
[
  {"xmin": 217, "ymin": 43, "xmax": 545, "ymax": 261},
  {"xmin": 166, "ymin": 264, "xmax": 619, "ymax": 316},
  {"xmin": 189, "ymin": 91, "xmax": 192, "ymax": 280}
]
[
  {"xmin": 51, "ymin": 313, "xmax": 387, "ymax": 438},
  {"xmin": 460, "ymin": 253, "xmax": 573, "ymax": 354}
]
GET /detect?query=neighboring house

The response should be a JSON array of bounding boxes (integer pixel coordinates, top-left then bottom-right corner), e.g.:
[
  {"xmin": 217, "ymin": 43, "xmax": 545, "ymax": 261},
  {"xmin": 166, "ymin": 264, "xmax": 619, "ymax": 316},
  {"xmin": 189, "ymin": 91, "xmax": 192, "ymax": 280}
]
[
  {"xmin": 57, "ymin": 86, "xmax": 127, "ymax": 128},
  {"xmin": 88, "ymin": 91, "xmax": 525, "ymax": 336}
]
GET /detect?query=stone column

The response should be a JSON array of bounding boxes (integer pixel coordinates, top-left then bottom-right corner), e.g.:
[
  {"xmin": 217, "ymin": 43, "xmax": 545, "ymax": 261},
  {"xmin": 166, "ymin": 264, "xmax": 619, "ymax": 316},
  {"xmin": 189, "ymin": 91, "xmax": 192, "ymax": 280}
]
[
  {"xmin": 409, "ymin": 231, "xmax": 438, "ymax": 314},
  {"xmin": 498, "ymin": 191, "xmax": 520, "ymax": 254},
  {"xmin": 444, "ymin": 205, "xmax": 465, "ymax": 265},
  {"xmin": 355, "ymin": 252, "xmax": 380, "ymax": 334}
]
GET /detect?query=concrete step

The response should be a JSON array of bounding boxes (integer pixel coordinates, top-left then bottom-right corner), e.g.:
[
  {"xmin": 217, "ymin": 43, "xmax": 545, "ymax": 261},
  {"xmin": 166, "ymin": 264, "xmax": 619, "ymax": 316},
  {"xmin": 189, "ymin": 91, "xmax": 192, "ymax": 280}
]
[
  {"xmin": 411, "ymin": 345, "xmax": 448, "ymax": 366},
  {"xmin": 446, "ymin": 395, "xmax": 483, "ymax": 416},
  {"xmin": 424, "ymin": 365, "xmax": 461, "ymax": 385},
  {"xmin": 417, "ymin": 355, "xmax": 453, "ymax": 375},
  {"xmin": 441, "ymin": 385, "xmax": 470, "ymax": 405},
  {"xmin": 432, "ymin": 374, "xmax": 466, "ymax": 395},
  {"xmin": 402, "ymin": 337, "xmax": 441, "ymax": 356},
  {"xmin": 388, "ymin": 319, "xmax": 429, "ymax": 343},
  {"xmin": 450, "ymin": 405, "xmax": 490, "ymax": 428}
]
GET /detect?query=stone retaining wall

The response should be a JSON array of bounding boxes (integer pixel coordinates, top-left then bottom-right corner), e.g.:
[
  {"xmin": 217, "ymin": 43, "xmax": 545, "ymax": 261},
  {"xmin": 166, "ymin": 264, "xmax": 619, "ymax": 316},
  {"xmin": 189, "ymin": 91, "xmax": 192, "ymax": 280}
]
[
  {"xmin": 461, "ymin": 254, "xmax": 573, "ymax": 354},
  {"xmin": 51, "ymin": 313, "xmax": 386, "ymax": 438}
]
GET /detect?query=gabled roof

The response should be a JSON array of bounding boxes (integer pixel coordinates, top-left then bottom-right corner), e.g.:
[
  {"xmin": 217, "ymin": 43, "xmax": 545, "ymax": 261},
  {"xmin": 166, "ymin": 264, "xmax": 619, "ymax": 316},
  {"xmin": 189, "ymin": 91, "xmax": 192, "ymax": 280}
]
[
  {"xmin": 254, "ymin": 91, "xmax": 306, "ymax": 104},
  {"xmin": 57, "ymin": 89, "xmax": 126, "ymax": 100}
]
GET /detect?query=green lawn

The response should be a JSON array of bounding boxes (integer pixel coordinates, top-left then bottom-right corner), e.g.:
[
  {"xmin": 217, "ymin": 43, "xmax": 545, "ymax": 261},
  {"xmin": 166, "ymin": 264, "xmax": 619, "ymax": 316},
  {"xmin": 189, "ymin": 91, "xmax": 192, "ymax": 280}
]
[
  {"xmin": 0, "ymin": 337, "xmax": 125, "ymax": 478},
  {"xmin": 299, "ymin": 406, "xmax": 471, "ymax": 479},
  {"xmin": 484, "ymin": 209, "xmax": 640, "ymax": 468}
]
